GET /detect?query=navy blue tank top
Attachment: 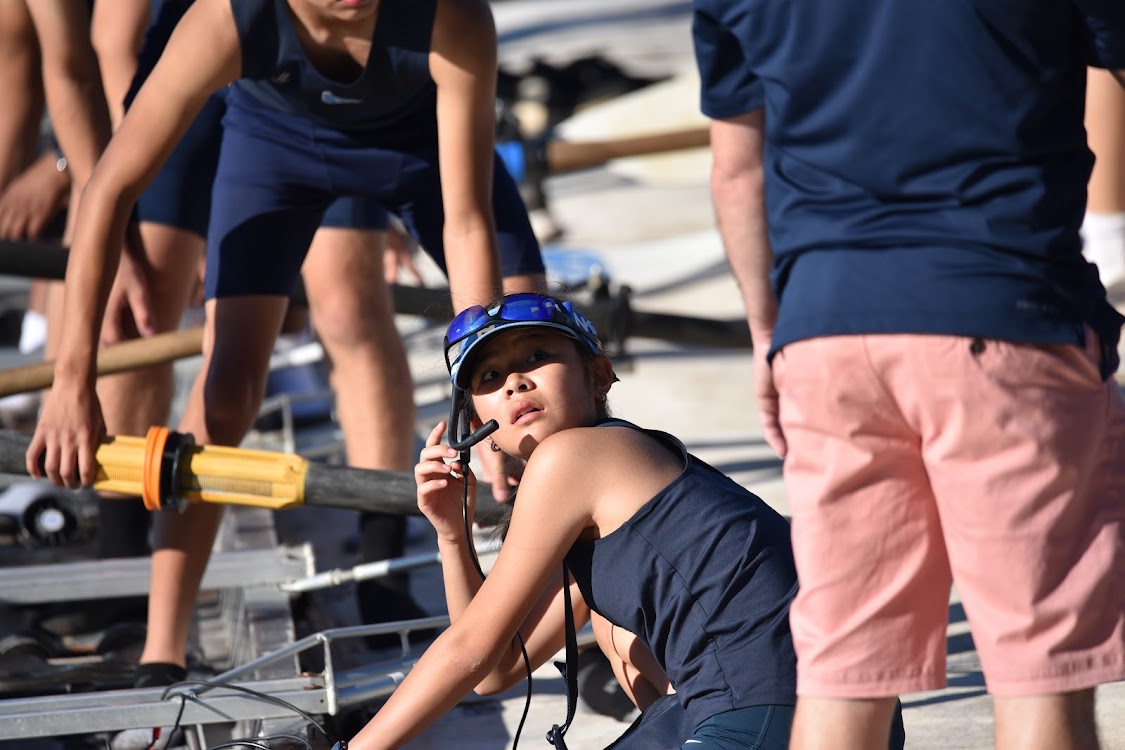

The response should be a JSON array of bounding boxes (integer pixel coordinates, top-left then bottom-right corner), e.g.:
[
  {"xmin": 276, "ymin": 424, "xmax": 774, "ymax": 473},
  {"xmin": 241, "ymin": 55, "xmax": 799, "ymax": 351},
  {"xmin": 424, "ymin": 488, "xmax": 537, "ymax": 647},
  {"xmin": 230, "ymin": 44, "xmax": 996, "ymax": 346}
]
[
  {"xmin": 564, "ymin": 420, "xmax": 798, "ymax": 728},
  {"xmin": 230, "ymin": 0, "xmax": 438, "ymax": 145}
]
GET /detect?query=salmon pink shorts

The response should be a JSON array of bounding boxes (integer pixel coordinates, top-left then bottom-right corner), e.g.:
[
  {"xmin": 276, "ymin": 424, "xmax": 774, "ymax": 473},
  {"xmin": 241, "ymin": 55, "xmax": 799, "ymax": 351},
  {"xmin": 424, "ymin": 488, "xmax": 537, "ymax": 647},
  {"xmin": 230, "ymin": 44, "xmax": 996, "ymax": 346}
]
[{"xmin": 773, "ymin": 331, "xmax": 1125, "ymax": 698}]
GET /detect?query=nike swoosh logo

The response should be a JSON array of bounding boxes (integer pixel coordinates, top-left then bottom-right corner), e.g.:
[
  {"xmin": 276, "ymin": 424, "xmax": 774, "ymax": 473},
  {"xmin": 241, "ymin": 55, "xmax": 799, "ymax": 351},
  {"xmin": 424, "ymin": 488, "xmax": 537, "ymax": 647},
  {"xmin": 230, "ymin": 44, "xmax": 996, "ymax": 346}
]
[{"xmin": 321, "ymin": 90, "xmax": 363, "ymax": 105}]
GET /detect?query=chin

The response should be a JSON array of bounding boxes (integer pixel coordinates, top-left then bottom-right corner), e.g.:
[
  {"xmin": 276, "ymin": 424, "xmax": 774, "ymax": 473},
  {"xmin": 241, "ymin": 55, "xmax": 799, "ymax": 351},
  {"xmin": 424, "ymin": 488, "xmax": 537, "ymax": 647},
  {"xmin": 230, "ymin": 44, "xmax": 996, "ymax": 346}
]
[{"xmin": 321, "ymin": 0, "xmax": 377, "ymax": 18}]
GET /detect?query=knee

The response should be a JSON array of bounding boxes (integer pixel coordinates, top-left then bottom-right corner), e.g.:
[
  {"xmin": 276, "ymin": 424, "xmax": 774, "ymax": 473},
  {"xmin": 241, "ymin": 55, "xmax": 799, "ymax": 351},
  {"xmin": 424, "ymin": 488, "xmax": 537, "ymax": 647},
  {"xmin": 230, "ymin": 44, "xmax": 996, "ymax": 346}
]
[
  {"xmin": 200, "ymin": 363, "xmax": 268, "ymax": 441},
  {"xmin": 311, "ymin": 291, "xmax": 391, "ymax": 350}
]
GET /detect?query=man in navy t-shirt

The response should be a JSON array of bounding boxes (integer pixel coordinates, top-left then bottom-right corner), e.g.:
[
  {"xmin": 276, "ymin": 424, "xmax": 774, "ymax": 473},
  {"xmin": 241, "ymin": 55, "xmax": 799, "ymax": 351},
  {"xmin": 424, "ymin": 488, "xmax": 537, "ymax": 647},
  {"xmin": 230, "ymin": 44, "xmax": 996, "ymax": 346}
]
[{"xmin": 693, "ymin": 1, "xmax": 1125, "ymax": 748}]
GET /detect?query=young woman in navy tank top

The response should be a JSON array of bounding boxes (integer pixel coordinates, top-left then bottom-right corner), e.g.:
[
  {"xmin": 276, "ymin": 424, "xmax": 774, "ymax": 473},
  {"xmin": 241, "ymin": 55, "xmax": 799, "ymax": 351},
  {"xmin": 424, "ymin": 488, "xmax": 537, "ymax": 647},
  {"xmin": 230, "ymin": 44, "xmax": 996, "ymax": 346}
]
[
  {"xmin": 342, "ymin": 293, "xmax": 800, "ymax": 749},
  {"xmin": 345, "ymin": 293, "xmax": 908, "ymax": 749},
  {"xmin": 27, "ymin": 0, "xmax": 544, "ymax": 690}
]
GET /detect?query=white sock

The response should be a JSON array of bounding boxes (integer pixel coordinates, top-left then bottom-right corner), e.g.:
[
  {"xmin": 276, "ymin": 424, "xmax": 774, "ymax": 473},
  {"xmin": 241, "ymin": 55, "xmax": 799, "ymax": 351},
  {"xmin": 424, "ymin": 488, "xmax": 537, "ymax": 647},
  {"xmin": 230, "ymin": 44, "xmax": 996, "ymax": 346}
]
[
  {"xmin": 18, "ymin": 310, "xmax": 47, "ymax": 354},
  {"xmin": 1080, "ymin": 211, "xmax": 1125, "ymax": 291}
]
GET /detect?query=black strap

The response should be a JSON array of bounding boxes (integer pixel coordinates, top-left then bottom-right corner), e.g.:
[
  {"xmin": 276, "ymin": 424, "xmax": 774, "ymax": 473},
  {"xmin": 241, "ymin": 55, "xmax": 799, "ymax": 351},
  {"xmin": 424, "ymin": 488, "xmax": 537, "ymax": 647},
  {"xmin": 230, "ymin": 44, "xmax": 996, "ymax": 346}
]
[{"xmin": 546, "ymin": 566, "xmax": 579, "ymax": 748}]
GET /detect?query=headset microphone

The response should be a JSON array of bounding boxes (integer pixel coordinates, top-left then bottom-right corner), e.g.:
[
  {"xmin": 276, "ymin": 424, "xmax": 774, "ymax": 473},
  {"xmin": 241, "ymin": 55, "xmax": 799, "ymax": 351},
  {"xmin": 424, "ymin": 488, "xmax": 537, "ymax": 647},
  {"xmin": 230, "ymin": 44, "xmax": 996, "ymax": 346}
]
[
  {"xmin": 447, "ymin": 386, "xmax": 499, "ymax": 466},
  {"xmin": 449, "ymin": 419, "xmax": 499, "ymax": 464}
]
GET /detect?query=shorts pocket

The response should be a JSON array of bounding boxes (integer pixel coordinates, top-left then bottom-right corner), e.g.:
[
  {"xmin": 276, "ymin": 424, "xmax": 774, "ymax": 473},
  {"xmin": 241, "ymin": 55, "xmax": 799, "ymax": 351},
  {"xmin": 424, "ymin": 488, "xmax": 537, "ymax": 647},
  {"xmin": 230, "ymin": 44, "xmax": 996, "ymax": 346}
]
[{"xmin": 968, "ymin": 333, "xmax": 1103, "ymax": 393}]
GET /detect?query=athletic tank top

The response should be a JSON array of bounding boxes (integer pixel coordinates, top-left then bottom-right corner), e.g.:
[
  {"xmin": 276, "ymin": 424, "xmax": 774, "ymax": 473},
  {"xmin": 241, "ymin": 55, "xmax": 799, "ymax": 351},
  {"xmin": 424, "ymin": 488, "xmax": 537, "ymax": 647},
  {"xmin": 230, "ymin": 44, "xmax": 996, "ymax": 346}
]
[
  {"xmin": 230, "ymin": 0, "xmax": 439, "ymax": 145},
  {"xmin": 564, "ymin": 420, "xmax": 798, "ymax": 728}
]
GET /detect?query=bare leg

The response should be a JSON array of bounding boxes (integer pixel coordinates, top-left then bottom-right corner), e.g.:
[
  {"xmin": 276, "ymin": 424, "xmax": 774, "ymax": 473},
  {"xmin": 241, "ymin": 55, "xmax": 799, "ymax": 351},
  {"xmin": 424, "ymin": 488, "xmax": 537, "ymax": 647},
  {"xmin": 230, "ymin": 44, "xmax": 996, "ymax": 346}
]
[
  {"xmin": 97, "ymin": 224, "xmax": 203, "ymax": 432},
  {"xmin": 139, "ymin": 295, "xmax": 289, "ymax": 667},
  {"xmin": 41, "ymin": 280, "xmax": 65, "ymax": 360},
  {"xmin": 788, "ymin": 696, "xmax": 899, "ymax": 750},
  {"xmin": 24, "ymin": 280, "xmax": 48, "ymax": 332},
  {"xmin": 304, "ymin": 228, "xmax": 414, "ymax": 474},
  {"xmin": 994, "ymin": 690, "xmax": 1101, "ymax": 750},
  {"xmin": 502, "ymin": 272, "xmax": 548, "ymax": 295},
  {"xmin": 301, "ymin": 227, "xmax": 422, "ymax": 629},
  {"xmin": 95, "ymin": 223, "xmax": 203, "ymax": 559}
]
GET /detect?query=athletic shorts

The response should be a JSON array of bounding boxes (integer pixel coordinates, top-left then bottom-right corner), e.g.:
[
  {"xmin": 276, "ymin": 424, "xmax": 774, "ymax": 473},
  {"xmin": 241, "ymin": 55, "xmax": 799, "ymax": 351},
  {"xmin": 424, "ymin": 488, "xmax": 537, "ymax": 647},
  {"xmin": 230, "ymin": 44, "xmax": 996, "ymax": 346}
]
[
  {"xmin": 774, "ymin": 330, "xmax": 1125, "ymax": 698},
  {"xmin": 203, "ymin": 87, "xmax": 543, "ymax": 299},
  {"xmin": 131, "ymin": 90, "xmax": 388, "ymax": 238},
  {"xmin": 607, "ymin": 700, "xmax": 904, "ymax": 750},
  {"xmin": 605, "ymin": 699, "xmax": 795, "ymax": 750},
  {"xmin": 680, "ymin": 705, "xmax": 794, "ymax": 750}
]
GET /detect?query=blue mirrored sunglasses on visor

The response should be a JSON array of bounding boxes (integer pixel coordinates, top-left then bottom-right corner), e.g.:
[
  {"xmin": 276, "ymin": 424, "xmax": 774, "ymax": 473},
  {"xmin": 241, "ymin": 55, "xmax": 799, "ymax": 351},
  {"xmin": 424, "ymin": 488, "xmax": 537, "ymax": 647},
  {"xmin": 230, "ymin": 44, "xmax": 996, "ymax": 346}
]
[{"xmin": 444, "ymin": 293, "xmax": 603, "ymax": 383}]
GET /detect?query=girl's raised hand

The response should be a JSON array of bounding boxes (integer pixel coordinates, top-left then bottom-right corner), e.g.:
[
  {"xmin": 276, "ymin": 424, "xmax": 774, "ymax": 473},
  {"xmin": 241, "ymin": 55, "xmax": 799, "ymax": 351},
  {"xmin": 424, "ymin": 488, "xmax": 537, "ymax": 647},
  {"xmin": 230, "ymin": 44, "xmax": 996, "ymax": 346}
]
[{"xmin": 415, "ymin": 420, "xmax": 477, "ymax": 543}]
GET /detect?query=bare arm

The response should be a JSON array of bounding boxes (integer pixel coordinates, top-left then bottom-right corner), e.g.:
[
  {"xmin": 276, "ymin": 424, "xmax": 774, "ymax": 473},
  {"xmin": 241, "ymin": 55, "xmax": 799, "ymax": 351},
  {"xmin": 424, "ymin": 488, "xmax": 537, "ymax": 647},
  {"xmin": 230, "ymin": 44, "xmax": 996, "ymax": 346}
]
[
  {"xmin": 416, "ymin": 421, "xmax": 588, "ymax": 694},
  {"xmin": 28, "ymin": 0, "xmax": 241, "ymax": 487},
  {"xmin": 710, "ymin": 110, "xmax": 787, "ymax": 456},
  {"xmin": 439, "ymin": 530, "xmax": 588, "ymax": 694},
  {"xmin": 23, "ymin": 0, "xmax": 110, "ymax": 200},
  {"xmin": 355, "ymin": 434, "xmax": 600, "ymax": 749},
  {"xmin": 0, "ymin": 0, "xmax": 43, "ymax": 187},
  {"xmin": 430, "ymin": 0, "xmax": 503, "ymax": 312},
  {"xmin": 711, "ymin": 111, "xmax": 772, "ymax": 346},
  {"xmin": 90, "ymin": 0, "xmax": 150, "ymax": 128}
]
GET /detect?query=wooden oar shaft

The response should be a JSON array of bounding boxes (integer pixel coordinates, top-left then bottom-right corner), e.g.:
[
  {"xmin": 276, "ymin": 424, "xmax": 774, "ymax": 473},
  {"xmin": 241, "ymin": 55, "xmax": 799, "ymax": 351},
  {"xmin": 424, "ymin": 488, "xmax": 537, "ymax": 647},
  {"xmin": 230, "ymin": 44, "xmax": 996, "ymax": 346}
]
[
  {"xmin": 0, "ymin": 327, "xmax": 205, "ymax": 398},
  {"xmin": 546, "ymin": 127, "xmax": 711, "ymax": 174}
]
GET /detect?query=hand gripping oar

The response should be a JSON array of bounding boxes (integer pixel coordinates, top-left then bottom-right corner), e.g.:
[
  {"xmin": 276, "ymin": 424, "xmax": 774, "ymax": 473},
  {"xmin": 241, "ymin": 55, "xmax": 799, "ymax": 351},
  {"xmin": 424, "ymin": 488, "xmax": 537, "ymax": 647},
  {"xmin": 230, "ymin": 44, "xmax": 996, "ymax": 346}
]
[{"xmin": 0, "ymin": 427, "xmax": 511, "ymax": 525}]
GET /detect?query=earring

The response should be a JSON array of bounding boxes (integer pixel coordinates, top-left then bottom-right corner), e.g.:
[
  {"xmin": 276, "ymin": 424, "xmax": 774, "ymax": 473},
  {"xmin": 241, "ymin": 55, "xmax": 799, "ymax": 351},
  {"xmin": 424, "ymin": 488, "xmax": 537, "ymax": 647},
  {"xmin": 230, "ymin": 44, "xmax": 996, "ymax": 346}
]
[{"xmin": 488, "ymin": 439, "xmax": 502, "ymax": 453}]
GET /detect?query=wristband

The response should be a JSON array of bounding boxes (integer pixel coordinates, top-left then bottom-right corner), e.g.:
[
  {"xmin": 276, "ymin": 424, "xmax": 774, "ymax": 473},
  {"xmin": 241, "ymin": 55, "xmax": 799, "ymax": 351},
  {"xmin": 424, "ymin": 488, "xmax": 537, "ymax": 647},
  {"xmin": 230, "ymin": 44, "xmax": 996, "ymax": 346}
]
[{"xmin": 330, "ymin": 742, "xmax": 348, "ymax": 750}]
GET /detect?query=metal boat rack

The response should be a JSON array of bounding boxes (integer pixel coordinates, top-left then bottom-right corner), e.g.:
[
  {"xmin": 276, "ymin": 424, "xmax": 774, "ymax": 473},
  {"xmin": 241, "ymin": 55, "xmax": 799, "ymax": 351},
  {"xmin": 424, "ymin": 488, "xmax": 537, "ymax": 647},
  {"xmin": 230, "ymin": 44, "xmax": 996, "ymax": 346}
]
[
  {"xmin": 0, "ymin": 616, "xmax": 450, "ymax": 742},
  {"xmin": 0, "ymin": 499, "xmax": 452, "ymax": 744}
]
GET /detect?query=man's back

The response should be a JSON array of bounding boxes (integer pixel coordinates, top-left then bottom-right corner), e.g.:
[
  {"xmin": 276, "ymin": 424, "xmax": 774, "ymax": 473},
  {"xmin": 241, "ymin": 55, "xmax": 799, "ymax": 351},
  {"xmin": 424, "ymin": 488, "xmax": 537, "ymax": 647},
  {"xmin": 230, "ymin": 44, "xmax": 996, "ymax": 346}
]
[
  {"xmin": 693, "ymin": 0, "xmax": 1122, "ymax": 358},
  {"xmin": 695, "ymin": 4, "xmax": 1125, "ymax": 747}
]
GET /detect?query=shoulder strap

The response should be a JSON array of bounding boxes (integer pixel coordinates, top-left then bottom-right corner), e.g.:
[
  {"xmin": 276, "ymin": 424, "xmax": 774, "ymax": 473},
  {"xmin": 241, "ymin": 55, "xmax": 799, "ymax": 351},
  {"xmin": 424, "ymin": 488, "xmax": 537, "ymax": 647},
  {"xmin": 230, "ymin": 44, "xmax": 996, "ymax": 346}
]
[{"xmin": 546, "ymin": 566, "xmax": 579, "ymax": 748}]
